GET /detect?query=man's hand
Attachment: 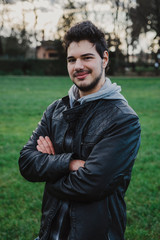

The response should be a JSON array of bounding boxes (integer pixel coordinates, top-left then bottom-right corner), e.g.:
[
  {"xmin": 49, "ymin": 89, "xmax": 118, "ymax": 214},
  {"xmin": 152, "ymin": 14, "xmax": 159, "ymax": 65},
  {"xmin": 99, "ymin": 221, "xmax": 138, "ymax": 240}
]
[
  {"xmin": 37, "ymin": 136, "xmax": 55, "ymax": 155},
  {"xmin": 69, "ymin": 159, "xmax": 85, "ymax": 171}
]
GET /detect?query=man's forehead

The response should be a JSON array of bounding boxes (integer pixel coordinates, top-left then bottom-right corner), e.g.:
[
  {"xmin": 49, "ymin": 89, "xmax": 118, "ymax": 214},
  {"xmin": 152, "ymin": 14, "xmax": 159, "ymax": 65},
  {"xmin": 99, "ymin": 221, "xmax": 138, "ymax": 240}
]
[{"xmin": 67, "ymin": 40, "xmax": 96, "ymax": 56}]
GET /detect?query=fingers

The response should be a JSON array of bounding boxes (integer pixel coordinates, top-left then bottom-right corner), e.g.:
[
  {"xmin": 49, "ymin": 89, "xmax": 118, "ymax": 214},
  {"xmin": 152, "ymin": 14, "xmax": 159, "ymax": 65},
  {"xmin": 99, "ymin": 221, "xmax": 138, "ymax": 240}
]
[
  {"xmin": 36, "ymin": 144, "xmax": 49, "ymax": 154},
  {"xmin": 37, "ymin": 136, "xmax": 55, "ymax": 155},
  {"xmin": 37, "ymin": 137, "xmax": 48, "ymax": 153},
  {"xmin": 37, "ymin": 136, "xmax": 51, "ymax": 154},
  {"xmin": 45, "ymin": 136, "xmax": 55, "ymax": 155},
  {"xmin": 69, "ymin": 160, "xmax": 85, "ymax": 171}
]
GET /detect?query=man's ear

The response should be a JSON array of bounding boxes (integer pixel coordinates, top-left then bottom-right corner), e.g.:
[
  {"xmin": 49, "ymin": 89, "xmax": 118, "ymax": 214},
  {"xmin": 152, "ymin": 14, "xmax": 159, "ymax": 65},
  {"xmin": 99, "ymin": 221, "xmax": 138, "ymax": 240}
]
[{"xmin": 103, "ymin": 51, "xmax": 109, "ymax": 68}]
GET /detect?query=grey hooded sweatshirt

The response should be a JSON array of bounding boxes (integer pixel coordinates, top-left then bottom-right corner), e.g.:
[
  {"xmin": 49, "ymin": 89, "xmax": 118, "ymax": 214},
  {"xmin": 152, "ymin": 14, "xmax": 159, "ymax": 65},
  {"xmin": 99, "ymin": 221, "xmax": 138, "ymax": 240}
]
[{"xmin": 68, "ymin": 77, "xmax": 127, "ymax": 108}]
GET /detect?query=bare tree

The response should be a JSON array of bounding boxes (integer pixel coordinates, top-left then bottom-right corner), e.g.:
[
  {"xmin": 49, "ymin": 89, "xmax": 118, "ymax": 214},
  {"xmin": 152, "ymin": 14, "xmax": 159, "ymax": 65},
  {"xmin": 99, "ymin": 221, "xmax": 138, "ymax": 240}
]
[
  {"xmin": 56, "ymin": 0, "xmax": 88, "ymax": 40},
  {"xmin": 130, "ymin": 0, "xmax": 160, "ymax": 53},
  {"xmin": 0, "ymin": 0, "xmax": 5, "ymax": 55},
  {"xmin": 0, "ymin": 0, "xmax": 13, "ymax": 56},
  {"xmin": 33, "ymin": 1, "xmax": 38, "ymax": 46}
]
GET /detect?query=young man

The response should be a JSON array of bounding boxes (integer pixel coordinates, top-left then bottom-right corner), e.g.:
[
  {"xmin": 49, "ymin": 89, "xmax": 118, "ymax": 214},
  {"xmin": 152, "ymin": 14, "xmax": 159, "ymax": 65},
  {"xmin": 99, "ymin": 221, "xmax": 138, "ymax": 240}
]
[{"xmin": 19, "ymin": 21, "xmax": 141, "ymax": 240}]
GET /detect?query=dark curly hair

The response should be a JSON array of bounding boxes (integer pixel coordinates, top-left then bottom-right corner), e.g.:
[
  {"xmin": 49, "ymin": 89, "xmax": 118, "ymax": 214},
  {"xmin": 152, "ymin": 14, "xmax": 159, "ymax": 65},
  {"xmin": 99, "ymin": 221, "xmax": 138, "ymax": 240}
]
[{"xmin": 64, "ymin": 21, "xmax": 109, "ymax": 60}]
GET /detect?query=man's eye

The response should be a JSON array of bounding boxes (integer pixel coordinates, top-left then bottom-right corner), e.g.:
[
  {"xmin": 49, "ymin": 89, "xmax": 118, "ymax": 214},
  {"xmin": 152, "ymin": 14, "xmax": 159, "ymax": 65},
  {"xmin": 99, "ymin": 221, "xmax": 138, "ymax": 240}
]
[
  {"xmin": 84, "ymin": 56, "xmax": 92, "ymax": 60},
  {"xmin": 68, "ymin": 59, "xmax": 75, "ymax": 63}
]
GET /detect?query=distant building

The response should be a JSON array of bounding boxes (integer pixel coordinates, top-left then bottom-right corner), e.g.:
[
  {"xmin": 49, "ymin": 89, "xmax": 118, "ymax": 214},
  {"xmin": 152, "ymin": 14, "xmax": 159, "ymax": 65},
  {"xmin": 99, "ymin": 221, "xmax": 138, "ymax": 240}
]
[{"xmin": 36, "ymin": 40, "xmax": 59, "ymax": 60}]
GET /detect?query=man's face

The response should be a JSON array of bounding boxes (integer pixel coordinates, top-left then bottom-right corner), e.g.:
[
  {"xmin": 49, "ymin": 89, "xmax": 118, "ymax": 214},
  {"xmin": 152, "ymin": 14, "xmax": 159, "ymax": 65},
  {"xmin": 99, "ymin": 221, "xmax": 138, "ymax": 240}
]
[{"xmin": 67, "ymin": 40, "xmax": 108, "ymax": 97}]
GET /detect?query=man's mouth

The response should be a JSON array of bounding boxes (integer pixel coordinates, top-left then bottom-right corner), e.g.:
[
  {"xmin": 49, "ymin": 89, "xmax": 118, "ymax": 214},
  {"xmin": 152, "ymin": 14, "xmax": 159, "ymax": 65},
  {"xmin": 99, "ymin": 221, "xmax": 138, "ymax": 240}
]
[{"xmin": 74, "ymin": 71, "xmax": 91, "ymax": 80}]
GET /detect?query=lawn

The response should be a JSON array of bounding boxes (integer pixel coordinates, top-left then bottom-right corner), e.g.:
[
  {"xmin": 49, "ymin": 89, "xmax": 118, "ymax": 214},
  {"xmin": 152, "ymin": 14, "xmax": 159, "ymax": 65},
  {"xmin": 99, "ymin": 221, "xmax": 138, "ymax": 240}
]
[{"xmin": 0, "ymin": 75, "xmax": 160, "ymax": 240}]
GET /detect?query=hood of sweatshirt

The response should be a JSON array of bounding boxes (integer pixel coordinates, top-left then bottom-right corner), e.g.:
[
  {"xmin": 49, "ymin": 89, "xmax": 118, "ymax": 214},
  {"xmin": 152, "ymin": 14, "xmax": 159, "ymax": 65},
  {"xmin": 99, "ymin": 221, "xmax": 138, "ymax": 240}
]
[{"xmin": 68, "ymin": 77, "xmax": 127, "ymax": 108}]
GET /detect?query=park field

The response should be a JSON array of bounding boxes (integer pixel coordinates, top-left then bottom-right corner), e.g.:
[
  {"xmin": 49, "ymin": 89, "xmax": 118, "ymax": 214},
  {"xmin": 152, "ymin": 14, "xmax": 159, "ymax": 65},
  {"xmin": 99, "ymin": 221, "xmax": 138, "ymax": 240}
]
[{"xmin": 0, "ymin": 75, "xmax": 160, "ymax": 240}]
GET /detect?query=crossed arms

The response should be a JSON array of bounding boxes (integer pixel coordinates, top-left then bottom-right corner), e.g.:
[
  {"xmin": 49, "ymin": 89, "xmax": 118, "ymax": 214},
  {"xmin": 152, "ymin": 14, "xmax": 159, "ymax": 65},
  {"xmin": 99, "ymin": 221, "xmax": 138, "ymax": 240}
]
[
  {"xmin": 19, "ymin": 106, "xmax": 141, "ymax": 202},
  {"xmin": 37, "ymin": 136, "xmax": 85, "ymax": 171}
]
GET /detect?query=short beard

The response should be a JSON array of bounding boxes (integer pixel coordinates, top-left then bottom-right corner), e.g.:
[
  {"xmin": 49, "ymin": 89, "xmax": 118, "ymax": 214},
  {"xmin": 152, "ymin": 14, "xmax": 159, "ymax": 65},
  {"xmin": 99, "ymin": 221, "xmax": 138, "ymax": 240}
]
[{"xmin": 74, "ymin": 64, "xmax": 103, "ymax": 92}]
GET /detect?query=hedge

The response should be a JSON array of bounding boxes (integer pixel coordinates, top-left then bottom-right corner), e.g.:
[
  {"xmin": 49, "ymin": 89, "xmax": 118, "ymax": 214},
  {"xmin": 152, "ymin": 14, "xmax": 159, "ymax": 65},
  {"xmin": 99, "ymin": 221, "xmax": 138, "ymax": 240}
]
[
  {"xmin": 0, "ymin": 59, "xmax": 68, "ymax": 76},
  {"xmin": 2, "ymin": 58, "xmax": 152, "ymax": 76}
]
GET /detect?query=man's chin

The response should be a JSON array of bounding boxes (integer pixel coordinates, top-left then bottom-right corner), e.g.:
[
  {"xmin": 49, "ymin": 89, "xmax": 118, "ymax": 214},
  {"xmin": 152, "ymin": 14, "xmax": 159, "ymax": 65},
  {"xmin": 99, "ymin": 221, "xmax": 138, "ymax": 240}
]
[{"xmin": 75, "ymin": 83, "xmax": 93, "ymax": 92}]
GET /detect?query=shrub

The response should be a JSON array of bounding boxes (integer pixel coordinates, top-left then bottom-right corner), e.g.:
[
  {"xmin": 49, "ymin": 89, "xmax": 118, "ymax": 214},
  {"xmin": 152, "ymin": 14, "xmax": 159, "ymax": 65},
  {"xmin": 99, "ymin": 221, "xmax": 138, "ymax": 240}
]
[{"xmin": 0, "ymin": 59, "xmax": 68, "ymax": 76}]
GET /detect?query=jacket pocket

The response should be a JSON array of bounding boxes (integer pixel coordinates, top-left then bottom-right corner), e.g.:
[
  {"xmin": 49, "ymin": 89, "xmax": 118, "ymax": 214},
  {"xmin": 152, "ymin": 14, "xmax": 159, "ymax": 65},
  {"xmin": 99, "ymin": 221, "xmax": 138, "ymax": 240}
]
[
  {"xmin": 81, "ymin": 142, "xmax": 95, "ymax": 159},
  {"xmin": 80, "ymin": 133, "xmax": 103, "ymax": 159}
]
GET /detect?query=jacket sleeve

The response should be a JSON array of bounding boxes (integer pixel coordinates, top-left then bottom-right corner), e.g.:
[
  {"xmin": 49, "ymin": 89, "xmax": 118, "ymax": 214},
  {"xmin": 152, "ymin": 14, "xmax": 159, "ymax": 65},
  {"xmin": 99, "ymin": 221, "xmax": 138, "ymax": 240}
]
[
  {"xmin": 18, "ymin": 103, "xmax": 72, "ymax": 183},
  {"xmin": 46, "ymin": 113, "xmax": 141, "ymax": 202}
]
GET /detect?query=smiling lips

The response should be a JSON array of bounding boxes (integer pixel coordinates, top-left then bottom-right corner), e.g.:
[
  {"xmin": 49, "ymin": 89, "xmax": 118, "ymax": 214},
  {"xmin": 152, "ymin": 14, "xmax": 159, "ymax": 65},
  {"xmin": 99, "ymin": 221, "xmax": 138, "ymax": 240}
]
[{"xmin": 74, "ymin": 71, "xmax": 91, "ymax": 80}]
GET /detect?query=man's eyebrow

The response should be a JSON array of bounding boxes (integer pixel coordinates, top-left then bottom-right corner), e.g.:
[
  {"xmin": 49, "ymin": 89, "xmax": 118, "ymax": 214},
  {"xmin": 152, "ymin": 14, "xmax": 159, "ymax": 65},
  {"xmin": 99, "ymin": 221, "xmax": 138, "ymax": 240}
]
[
  {"xmin": 81, "ymin": 53, "xmax": 95, "ymax": 57},
  {"xmin": 67, "ymin": 53, "xmax": 95, "ymax": 59},
  {"xmin": 67, "ymin": 56, "xmax": 75, "ymax": 60}
]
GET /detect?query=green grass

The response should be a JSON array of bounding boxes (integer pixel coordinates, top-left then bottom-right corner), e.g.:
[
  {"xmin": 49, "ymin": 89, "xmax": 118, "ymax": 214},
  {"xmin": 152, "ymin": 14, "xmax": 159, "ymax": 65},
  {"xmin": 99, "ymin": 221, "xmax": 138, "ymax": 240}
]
[{"xmin": 0, "ymin": 75, "xmax": 160, "ymax": 240}]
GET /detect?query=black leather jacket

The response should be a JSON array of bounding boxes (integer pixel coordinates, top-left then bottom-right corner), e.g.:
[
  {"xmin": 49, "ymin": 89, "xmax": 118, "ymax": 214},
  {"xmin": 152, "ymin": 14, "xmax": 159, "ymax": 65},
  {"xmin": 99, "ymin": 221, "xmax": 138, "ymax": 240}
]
[{"xmin": 19, "ymin": 96, "xmax": 141, "ymax": 240}]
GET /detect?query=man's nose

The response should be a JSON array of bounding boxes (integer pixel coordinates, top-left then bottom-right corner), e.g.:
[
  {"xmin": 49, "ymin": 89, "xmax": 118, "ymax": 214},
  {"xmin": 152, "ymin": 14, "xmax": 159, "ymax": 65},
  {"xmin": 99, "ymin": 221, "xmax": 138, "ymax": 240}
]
[{"xmin": 74, "ymin": 59, "xmax": 84, "ymax": 70}]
